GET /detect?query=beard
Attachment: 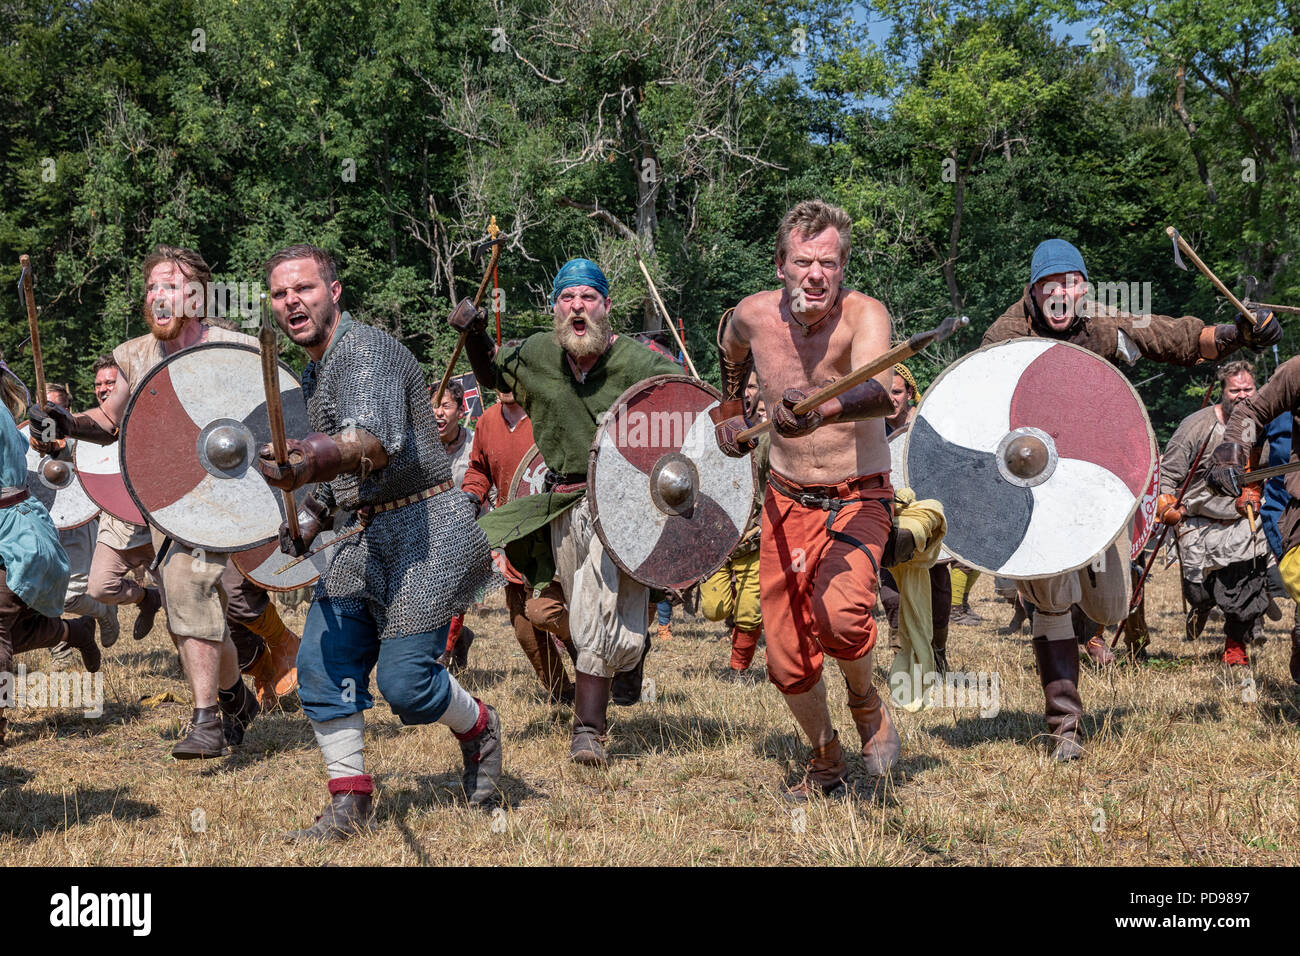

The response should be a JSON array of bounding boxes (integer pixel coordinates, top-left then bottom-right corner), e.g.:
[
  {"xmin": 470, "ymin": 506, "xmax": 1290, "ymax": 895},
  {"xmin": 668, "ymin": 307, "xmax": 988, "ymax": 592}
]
[
  {"xmin": 554, "ymin": 310, "xmax": 611, "ymax": 360},
  {"xmin": 1221, "ymin": 396, "xmax": 1237, "ymax": 420},
  {"xmin": 142, "ymin": 301, "xmax": 188, "ymax": 342},
  {"xmin": 285, "ymin": 309, "xmax": 332, "ymax": 351}
]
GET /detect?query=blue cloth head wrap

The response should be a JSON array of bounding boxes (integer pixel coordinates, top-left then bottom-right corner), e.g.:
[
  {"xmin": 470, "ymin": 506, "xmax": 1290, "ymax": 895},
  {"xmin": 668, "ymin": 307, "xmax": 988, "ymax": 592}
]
[
  {"xmin": 1029, "ymin": 239, "xmax": 1088, "ymax": 287},
  {"xmin": 550, "ymin": 258, "xmax": 609, "ymax": 305}
]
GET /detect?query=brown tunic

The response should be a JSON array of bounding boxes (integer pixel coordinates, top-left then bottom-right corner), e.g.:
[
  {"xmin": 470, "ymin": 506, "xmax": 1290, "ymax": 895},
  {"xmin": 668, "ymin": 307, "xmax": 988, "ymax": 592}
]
[
  {"xmin": 982, "ymin": 288, "xmax": 1214, "ymax": 367},
  {"xmin": 1223, "ymin": 354, "xmax": 1300, "ymax": 553}
]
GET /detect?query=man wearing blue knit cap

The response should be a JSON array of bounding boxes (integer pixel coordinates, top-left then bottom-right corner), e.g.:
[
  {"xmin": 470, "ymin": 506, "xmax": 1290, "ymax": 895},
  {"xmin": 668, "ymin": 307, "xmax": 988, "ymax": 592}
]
[
  {"xmin": 451, "ymin": 255, "xmax": 681, "ymax": 766},
  {"xmin": 981, "ymin": 237, "xmax": 1281, "ymax": 764}
]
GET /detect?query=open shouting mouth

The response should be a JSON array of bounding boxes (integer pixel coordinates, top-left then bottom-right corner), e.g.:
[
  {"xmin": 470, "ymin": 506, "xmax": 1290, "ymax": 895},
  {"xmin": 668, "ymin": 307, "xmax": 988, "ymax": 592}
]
[
  {"xmin": 287, "ymin": 310, "xmax": 313, "ymax": 335},
  {"xmin": 570, "ymin": 316, "xmax": 588, "ymax": 336}
]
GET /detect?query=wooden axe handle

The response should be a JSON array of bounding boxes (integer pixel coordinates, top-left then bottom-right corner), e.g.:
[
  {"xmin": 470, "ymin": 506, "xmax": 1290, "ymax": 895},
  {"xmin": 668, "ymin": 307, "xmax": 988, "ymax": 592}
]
[{"xmin": 1166, "ymin": 227, "xmax": 1256, "ymax": 326}]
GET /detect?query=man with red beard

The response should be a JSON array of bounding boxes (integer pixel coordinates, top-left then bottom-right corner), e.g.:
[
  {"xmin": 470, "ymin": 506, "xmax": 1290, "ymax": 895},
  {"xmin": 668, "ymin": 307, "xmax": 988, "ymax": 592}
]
[
  {"xmin": 712, "ymin": 200, "xmax": 900, "ymax": 799},
  {"xmin": 29, "ymin": 245, "xmax": 261, "ymax": 759},
  {"xmin": 454, "ymin": 257, "xmax": 681, "ymax": 765}
]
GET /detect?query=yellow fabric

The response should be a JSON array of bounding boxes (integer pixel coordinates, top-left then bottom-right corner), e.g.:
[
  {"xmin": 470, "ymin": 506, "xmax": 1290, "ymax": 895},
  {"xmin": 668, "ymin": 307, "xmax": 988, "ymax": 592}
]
[
  {"xmin": 699, "ymin": 549, "xmax": 761, "ymax": 631},
  {"xmin": 885, "ymin": 489, "xmax": 947, "ymax": 712},
  {"xmin": 950, "ymin": 565, "xmax": 979, "ymax": 605},
  {"xmin": 1280, "ymin": 546, "xmax": 1300, "ymax": 604}
]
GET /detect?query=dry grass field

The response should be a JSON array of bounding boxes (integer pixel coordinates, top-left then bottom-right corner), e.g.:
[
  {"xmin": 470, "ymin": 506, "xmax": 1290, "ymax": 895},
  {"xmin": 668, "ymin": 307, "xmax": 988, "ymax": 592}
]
[{"xmin": 1, "ymin": 566, "xmax": 1297, "ymax": 866}]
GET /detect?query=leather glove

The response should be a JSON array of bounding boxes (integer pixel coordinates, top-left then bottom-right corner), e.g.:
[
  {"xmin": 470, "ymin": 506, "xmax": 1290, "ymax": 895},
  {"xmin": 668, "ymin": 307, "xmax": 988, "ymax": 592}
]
[
  {"xmin": 27, "ymin": 403, "xmax": 75, "ymax": 445},
  {"xmin": 447, "ymin": 297, "xmax": 487, "ymax": 334},
  {"xmin": 278, "ymin": 495, "xmax": 333, "ymax": 557},
  {"xmin": 1206, "ymin": 441, "xmax": 1249, "ymax": 498},
  {"xmin": 1235, "ymin": 483, "xmax": 1262, "ymax": 520},
  {"xmin": 256, "ymin": 433, "xmax": 343, "ymax": 492},
  {"xmin": 1155, "ymin": 492, "xmax": 1185, "ymax": 526},
  {"xmin": 772, "ymin": 388, "xmax": 823, "ymax": 437},
  {"xmin": 1236, "ymin": 309, "xmax": 1282, "ymax": 350},
  {"xmin": 709, "ymin": 400, "xmax": 758, "ymax": 457}
]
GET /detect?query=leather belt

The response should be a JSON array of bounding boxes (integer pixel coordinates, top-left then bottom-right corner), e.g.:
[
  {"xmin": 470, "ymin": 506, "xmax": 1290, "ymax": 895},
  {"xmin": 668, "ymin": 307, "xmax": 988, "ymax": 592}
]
[
  {"xmin": 767, "ymin": 470, "xmax": 886, "ymax": 511},
  {"xmin": 543, "ymin": 470, "xmax": 587, "ymax": 494},
  {"xmin": 0, "ymin": 486, "xmax": 29, "ymax": 509},
  {"xmin": 357, "ymin": 480, "xmax": 454, "ymax": 527}
]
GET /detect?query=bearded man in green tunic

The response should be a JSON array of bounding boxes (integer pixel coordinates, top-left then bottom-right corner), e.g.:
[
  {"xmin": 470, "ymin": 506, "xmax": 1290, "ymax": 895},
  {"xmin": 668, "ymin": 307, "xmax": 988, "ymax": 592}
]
[{"xmin": 451, "ymin": 258, "xmax": 681, "ymax": 765}]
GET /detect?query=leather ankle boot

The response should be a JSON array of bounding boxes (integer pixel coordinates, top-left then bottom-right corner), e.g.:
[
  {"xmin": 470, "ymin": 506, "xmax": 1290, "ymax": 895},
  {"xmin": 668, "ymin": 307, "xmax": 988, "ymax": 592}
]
[
  {"xmin": 783, "ymin": 732, "xmax": 847, "ymax": 801},
  {"xmin": 288, "ymin": 778, "xmax": 374, "ymax": 842},
  {"xmin": 133, "ymin": 588, "xmax": 163, "ymax": 641},
  {"xmin": 454, "ymin": 702, "xmax": 502, "ymax": 807},
  {"xmin": 931, "ymin": 624, "xmax": 949, "ymax": 674},
  {"xmin": 63, "ymin": 617, "xmax": 101, "ymax": 673},
  {"xmin": 1290, "ymin": 625, "xmax": 1300, "ymax": 685},
  {"xmin": 571, "ymin": 672, "xmax": 612, "ymax": 766},
  {"xmin": 218, "ymin": 679, "xmax": 259, "ymax": 747},
  {"xmin": 846, "ymin": 681, "xmax": 900, "ymax": 776},
  {"xmin": 172, "ymin": 705, "xmax": 227, "ymax": 759},
  {"xmin": 1033, "ymin": 637, "xmax": 1083, "ymax": 761}
]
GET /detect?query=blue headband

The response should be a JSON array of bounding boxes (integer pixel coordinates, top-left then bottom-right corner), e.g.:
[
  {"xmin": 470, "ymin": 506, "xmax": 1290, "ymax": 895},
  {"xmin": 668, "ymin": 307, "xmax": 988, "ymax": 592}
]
[{"xmin": 550, "ymin": 258, "xmax": 609, "ymax": 305}]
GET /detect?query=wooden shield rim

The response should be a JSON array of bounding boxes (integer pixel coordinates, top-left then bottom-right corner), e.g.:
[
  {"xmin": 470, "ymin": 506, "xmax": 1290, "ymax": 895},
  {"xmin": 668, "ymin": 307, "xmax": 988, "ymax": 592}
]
[
  {"xmin": 904, "ymin": 338, "xmax": 1156, "ymax": 580},
  {"xmin": 18, "ymin": 423, "xmax": 101, "ymax": 530},
  {"xmin": 119, "ymin": 341, "xmax": 303, "ymax": 553},
  {"xmin": 505, "ymin": 443, "xmax": 546, "ymax": 503},
  {"xmin": 586, "ymin": 373, "xmax": 757, "ymax": 589}
]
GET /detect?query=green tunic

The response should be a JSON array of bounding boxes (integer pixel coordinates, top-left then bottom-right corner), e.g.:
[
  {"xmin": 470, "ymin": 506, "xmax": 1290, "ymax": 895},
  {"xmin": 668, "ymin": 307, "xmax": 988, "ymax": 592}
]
[{"xmin": 477, "ymin": 332, "xmax": 683, "ymax": 587}]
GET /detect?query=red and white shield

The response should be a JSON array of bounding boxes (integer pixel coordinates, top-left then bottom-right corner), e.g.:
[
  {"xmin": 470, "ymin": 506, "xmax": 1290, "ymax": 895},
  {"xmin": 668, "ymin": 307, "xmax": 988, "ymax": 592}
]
[
  {"xmin": 1129, "ymin": 460, "xmax": 1161, "ymax": 561},
  {"xmin": 905, "ymin": 339, "xmax": 1155, "ymax": 578},
  {"xmin": 589, "ymin": 375, "xmax": 756, "ymax": 590},
  {"xmin": 19, "ymin": 425, "xmax": 99, "ymax": 530},
  {"xmin": 120, "ymin": 343, "xmax": 310, "ymax": 552},
  {"xmin": 74, "ymin": 438, "xmax": 145, "ymax": 525},
  {"xmin": 505, "ymin": 444, "xmax": 548, "ymax": 503},
  {"xmin": 231, "ymin": 526, "xmax": 340, "ymax": 591}
]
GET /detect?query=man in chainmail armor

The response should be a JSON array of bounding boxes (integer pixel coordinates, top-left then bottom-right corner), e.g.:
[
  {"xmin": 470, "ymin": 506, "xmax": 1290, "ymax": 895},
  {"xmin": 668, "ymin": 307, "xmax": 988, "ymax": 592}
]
[{"xmin": 255, "ymin": 244, "xmax": 501, "ymax": 840}]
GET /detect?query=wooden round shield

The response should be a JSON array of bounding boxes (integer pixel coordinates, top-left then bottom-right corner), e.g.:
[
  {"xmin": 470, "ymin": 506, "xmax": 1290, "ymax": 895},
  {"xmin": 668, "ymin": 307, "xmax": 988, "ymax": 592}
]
[
  {"xmin": 904, "ymin": 339, "xmax": 1155, "ymax": 579},
  {"xmin": 588, "ymin": 375, "xmax": 756, "ymax": 590},
  {"xmin": 18, "ymin": 425, "xmax": 100, "ymax": 530},
  {"xmin": 231, "ymin": 524, "xmax": 340, "ymax": 592},
  {"xmin": 119, "ymin": 343, "xmax": 309, "ymax": 552},
  {"xmin": 888, "ymin": 424, "xmax": 952, "ymax": 562},
  {"xmin": 505, "ymin": 444, "xmax": 548, "ymax": 503},
  {"xmin": 1129, "ymin": 460, "xmax": 1161, "ymax": 561},
  {"xmin": 74, "ymin": 438, "xmax": 145, "ymax": 525}
]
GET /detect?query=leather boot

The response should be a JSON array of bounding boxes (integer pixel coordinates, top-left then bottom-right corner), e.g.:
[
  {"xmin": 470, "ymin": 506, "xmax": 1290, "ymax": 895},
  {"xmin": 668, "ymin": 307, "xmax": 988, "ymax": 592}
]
[
  {"xmin": 133, "ymin": 588, "xmax": 163, "ymax": 641},
  {"xmin": 611, "ymin": 634, "xmax": 650, "ymax": 706},
  {"xmin": 1290, "ymin": 625, "xmax": 1300, "ymax": 684},
  {"xmin": 1083, "ymin": 633, "xmax": 1115, "ymax": 667},
  {"xmin": 783, "ymin": 732, "xmax": 847, "ymax": 801},
  {"xmin": 1033, "ymin": 637, "xmax": 1083, "ymax": 761},
  {"xmin": 172, "ymin": 705, "xmax": 227, "ymax": 759},
  {"xmin": 571, "ymin": 672, "xmax": 612, "ymax": 766},
  {"xmin": 931, "ymin": 624, "xmax": 949, "ymax": 674},
  {"xmin": 846, "ymin": 681, "xmax": 900, "ymax": 776},
  {"xmin": 62, "ymin": 617, "xmax": 101, "ymax": 673},
  {"xmin": 287, "ymin": 778, "xmax": 374, "ymax": 842},
  {"xmin": 218, "ymin": 679, "xmax": 259, "ymax": 747},
  {"xmin": 257, "ymin": 610, "xmax": 300, "ymax": 699},
  {"xmin": 1186, "ymin": 604, "xmax": 1211, "ymax": 641},
  {"xmin": 1000, "ymin": 600, "xmax": 1029, "ymax": 636},
  {"xmin": 455, "ymin": 701, "xmax": 503, "ymax": 807}
]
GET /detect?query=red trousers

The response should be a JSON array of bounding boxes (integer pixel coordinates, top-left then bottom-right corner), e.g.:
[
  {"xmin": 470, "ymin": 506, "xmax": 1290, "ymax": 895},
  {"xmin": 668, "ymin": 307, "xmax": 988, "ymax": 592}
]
[{"xmin": 759, "ymin": 470, "xmax": 893, "ymax": 694}]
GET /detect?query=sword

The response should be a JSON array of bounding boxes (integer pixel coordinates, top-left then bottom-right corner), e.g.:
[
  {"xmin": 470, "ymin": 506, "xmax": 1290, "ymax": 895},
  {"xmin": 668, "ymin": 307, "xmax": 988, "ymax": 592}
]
[
  {"xmin": 734, "ymin": 313, "xmax": 970, "ymax": 443},
  {"xmin": 434, "ymin": 217, "xmax": 503, "ymax": 409},
  {"xmin": 259, "ymin": 293, "xmax": 300, "ymax": 542},
  {"xmin": 271, "ymin": 523, "xmax": 364, "ymax": 576},
  {"xmin": 18, "ymin": 255, "xmax": 46, "ymax": 414}
]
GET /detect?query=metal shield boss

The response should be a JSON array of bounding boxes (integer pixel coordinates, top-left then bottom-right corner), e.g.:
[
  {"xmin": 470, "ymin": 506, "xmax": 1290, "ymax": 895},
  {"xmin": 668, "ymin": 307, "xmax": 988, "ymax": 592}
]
[
  {"xmin": 19, "ymin": 426, "xmax": 99, "ymax": 530},
  {"xmin": 904, "ymin": 339, "xmax": 1155, "ymax": 579},
  {"xmin": 119, "ymin": 342, "xmax": 310, "ymax": 552},
  {"xmin": 589, "ymin": 375, "xmax": 756, "ymax": 590}
]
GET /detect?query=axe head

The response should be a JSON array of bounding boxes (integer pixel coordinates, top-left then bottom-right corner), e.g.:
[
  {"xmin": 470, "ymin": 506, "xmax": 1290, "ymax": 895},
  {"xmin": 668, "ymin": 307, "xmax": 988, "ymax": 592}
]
[{"xmin": 471, "ymin": 236, "xmax": 504, "ymax": 267}]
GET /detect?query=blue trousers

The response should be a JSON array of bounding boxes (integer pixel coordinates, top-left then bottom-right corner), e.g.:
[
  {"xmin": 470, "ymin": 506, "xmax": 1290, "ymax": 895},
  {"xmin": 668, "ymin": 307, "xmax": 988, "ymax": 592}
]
[{"xmin": 298, "ymin": 597, "xmax": 452, "ymax": 725}]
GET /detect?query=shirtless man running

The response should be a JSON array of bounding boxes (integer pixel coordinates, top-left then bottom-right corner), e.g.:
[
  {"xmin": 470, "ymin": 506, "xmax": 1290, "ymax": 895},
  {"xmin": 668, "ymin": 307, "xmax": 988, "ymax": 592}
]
[{"xmin": 713, "ymin": 199, "xmax": 900, "ymax": 798}]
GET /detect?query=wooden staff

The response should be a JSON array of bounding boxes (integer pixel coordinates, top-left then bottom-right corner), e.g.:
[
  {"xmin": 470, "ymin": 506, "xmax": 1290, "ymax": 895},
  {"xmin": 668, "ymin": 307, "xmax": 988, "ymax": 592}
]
[
  {"xmin": 734, "ymin": 314, "xmax": 969, "ymax": 443},
  {"xmin": 259, "ymin": 293, "xmax": 299, "ymax": 541},
  {"xmin": 18, "ymin": 255, "xmax": 46, "ymax": 412},
  {"xmin": 434, "ymin": 218, "xmax": 502, "ymax": 410},
  {"xmin": 1247, "ymin": 300, "xmax": 1300, "ymax": 315},
  {"xmin": 634, "ymin": 251, "xmax": 699, "ymax": 378}
]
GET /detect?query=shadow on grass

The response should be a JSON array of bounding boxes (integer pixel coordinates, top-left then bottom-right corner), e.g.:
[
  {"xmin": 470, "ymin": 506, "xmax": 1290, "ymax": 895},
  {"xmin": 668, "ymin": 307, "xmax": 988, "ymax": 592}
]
[
  {"xmin": 0, "ymin": 779, "xmax": 159, "ymax": 838},
  {"xmin": 609, "ymin": 713, "xmax": 756, "ymax": 759},
  {"xmin": 753, "ymin": 730, "xmax": 939, "ymax": 805},
  {"xmin": 381, "ymin": 771, "xmax": 549, "ymax": 861}
]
